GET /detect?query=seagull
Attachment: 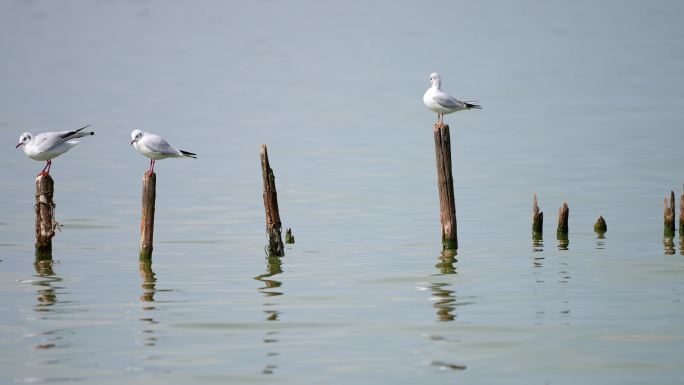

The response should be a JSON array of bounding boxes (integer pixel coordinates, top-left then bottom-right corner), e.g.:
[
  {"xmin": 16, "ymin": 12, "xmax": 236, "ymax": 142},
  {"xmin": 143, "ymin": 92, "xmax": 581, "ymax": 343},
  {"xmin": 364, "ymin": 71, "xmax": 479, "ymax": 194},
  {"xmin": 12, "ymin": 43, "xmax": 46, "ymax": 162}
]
[
  {"xmin": 15, "ymin": 125, "xmax": 94, "ymax": 176},
  {"xmin": 423, "ymin": 72, "xmax": 481, "ymax": 126},
  {"xmin": 130, "ymin": 130, "xmax": 197, "ymax": 174}
]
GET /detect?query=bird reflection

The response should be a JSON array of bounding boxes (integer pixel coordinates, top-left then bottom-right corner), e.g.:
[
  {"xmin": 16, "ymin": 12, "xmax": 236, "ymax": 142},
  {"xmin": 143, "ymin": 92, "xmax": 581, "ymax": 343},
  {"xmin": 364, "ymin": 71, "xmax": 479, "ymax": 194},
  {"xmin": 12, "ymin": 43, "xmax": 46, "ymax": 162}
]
[
  {"xmin": 254, "ymin": 255, "xmax": 284, "ymax": 375},
  {"xmin": 663, "ymin": 236, "xmax": 675, "ymax": 255},
  {"xmin": 139, "ymin": 258, "xmax": 157, "ymax": 347}
]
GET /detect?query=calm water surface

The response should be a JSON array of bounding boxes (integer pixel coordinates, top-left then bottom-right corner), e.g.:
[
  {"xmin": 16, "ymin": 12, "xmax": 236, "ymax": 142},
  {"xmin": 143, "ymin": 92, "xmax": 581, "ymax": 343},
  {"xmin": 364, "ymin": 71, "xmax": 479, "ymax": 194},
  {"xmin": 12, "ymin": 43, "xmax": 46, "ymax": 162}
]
[{"xmin": 1, "ymin": 1, "xmax": 683, "ymax": 384}]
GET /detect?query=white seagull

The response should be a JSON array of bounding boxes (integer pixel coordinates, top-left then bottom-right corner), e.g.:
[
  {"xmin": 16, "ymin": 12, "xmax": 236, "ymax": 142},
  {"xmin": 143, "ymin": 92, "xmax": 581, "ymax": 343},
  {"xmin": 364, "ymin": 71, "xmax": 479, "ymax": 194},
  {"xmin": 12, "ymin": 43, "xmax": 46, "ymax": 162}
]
[
  {"xmin": 423, "ymin": 72, "xmax": 481, "ymax": 126},
  {"xmin": 130, "ymin": 130, "xmax": 197, "ymax": 174},
  {"xmin": 15, "ymin": 125, "xmax": 94, "ymax": 176}
]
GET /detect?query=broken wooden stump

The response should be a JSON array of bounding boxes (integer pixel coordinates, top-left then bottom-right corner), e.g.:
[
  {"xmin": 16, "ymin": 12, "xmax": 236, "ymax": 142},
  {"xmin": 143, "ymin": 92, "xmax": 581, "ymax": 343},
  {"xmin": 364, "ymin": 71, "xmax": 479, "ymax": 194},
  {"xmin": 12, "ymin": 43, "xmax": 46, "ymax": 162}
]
[
  {"xmin": 139, "ymin": 171, "xmax": 156, "ymax": 259},
  {"xmin": 664, "ymin": 190, "xmax": 675, "ymax": 236},
  {"xmin": 556, "ymin": 202, "xmax": 569, "ymax": 236},
  {"xmin": 433, "ymin": 124, "xmax": 457, "ymax": 250},
  {"xmin": 260, "ymin": 145, "xmax": 285, "ymax": 257},
  {"xmin": 285, "ymin": 228, "xmax": 295, "ymax": 244},
  {"xmin": 532, "ymin": 194, "xmax": 543, "ymax": 235},
  {"xmin": 679, "ymin": 185, "xmax": 684, "ymax": 237},
  {"xmin": 594, "ymin": 215, "xmax": 607, "ymax": 234},
  {"xmin": 35, "ymin": 174, "xmax": 57, "ymax": 259}
]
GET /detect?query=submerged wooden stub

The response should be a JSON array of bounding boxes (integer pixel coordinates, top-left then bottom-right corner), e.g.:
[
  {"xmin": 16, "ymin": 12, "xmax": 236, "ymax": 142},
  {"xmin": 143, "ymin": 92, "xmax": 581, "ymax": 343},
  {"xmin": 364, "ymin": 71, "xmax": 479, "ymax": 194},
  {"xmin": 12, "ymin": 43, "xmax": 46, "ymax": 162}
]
[
  {"xmin": 260, "ymin": 145, "xmax": 285, "ymax": 257},
  {"xmin": 35, "ymin": 174, "xmax": 56, "ymax": 259},
  {"xmin": 664, "ymin": 190, "xmax": 676, "ymax": 236},
  {"xmin": 557, "ymin": 202, "xmax": 569, "ymax": 236},
  {"xmin": 140, "ymin": 171, "xmax": 156, "ymax": 259},
  {"xmin": 594, "ymin": 215, "xmax": 607, "ymax": 234},
  {"xmin": 433, "ymin": 124, "xmax": 457, "ymax": 250},
  {"xmin": 679, "ymin": 185, "xmax": 684, "ymax": 237},
  {"xmin": 532, "ymin": 194, "xmax": 543, "ymax": 235},
  {"xmin": 285, "ymin": 228, "xmax": 295, "ymax": 244}
]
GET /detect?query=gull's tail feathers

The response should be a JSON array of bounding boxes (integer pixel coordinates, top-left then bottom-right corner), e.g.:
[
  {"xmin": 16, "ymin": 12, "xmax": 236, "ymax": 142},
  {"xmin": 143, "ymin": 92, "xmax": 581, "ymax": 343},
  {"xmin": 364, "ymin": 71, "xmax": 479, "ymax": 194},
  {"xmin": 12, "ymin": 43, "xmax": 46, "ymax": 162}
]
[
  {"xmin": 464, "ymin": 101, "xmax": 482, "ymax": 110},
  {"xmin": 61, "ymin": 124, "xmax": 95, "ymax": 139},
  {"xmin": 180, "ymin": 150, "xmax": 197, "ymax": 159}
]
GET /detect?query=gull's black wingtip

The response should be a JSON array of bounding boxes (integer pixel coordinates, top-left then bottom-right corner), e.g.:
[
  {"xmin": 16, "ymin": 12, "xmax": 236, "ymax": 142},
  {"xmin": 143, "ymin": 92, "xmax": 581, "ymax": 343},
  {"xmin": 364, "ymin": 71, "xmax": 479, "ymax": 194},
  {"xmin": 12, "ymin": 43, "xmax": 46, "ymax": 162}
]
[
  {"xmin": 465, "ymin": 101, "xmax": 482, "ymax": 110},
  {"xmin": 180, "ymin": 150, "xmax": 197, "ymax": 158}
]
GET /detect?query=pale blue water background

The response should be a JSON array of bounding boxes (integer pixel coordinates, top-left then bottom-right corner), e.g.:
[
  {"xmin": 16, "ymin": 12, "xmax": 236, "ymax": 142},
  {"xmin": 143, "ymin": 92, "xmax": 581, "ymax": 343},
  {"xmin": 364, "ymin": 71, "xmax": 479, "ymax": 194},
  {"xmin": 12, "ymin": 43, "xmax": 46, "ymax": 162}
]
[{"xmin": 1, "ymin": 0, "xmax": 683, "ymax": 384}]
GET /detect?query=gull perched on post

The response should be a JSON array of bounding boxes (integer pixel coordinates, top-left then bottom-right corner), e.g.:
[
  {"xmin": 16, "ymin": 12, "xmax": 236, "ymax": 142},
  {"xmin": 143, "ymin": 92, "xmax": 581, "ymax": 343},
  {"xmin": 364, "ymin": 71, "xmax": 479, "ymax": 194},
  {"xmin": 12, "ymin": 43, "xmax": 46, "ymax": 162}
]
[
  {"xmin": 423, "ymin": 72, "xmax": 481, "ymax": 126},
  {"xmin": 130, "ymin": 130, "xmax": 197, "ymax": 174},
  {"xmin": 15, "ymin": 125, "xmax": 94, "ymax": 176}
]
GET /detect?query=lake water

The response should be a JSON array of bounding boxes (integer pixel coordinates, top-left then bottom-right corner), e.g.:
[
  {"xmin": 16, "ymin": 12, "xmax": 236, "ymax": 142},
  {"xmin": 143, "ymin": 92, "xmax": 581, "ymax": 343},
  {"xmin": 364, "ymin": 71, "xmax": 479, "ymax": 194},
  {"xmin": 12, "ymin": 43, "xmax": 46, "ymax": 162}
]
[{"xmin": 1, "ymin": 0, "xmax": 684, "ymax": 384}]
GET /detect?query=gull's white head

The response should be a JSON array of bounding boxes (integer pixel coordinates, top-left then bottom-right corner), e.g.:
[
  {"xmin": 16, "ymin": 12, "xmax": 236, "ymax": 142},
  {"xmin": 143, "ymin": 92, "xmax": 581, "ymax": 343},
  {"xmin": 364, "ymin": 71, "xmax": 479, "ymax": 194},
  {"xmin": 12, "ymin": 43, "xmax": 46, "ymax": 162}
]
[
  {"xmin": 130, "ymin": 130, "xmax": 143, "ymax": 145},
  {"xmin": 16, "ymin": 132, "xmax": 32, "ymax": 149},
  {"xmin": 429, "ymin": 72, "xmax": 442, "ymax": 88}
]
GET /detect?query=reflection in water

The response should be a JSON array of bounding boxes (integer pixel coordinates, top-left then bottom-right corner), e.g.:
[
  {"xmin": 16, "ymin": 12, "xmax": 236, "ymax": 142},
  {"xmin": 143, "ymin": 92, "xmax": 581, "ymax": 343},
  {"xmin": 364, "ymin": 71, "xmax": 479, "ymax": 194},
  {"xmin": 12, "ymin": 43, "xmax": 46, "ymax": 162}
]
[
  {"xmin": 32, "ymin": 259, "xmax": 69, "ymax": 351},
  {"xmin": 434, "ymin": 250, "xmax": 457, "ymax": 275},
  {"xmin": 34, "ymin": 259, "xmax": 59, "ymax": 312},
  {"xmin": 595, "ymin": 233, "xmax": 606, "ymax": 250},
  {"xmin": 532, "ymin": 232, "xmax": 543, "ymax": 252},
  {"xmin": 431, "ymin": 282, "xmax": 456, "ymax": 322},
  {"xmin": 432, "ymin": 251, "xmax": 457, "ymax": 322},
  {"xmin": 557, "ymin": 233, "xmax": 569, "ymax": 251},
  {"xmin": 139, "ymin": 258, "xmax": 157, "ymax": 347},
  {"xmin": 255, "ymin": 255, "xmax": 284, "ymax": 375},
  {"xmin": 663, "ymin": 236, "xmax": 675, "ymax": 255}
]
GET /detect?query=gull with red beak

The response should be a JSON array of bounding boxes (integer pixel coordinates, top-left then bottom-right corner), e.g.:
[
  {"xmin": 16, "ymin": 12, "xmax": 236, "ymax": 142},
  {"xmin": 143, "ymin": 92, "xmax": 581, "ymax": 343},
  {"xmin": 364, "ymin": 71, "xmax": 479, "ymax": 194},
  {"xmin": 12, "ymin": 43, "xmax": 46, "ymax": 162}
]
[{"xmin": 16, "ymin": 125, "xmax": 94, "ymax": 176}]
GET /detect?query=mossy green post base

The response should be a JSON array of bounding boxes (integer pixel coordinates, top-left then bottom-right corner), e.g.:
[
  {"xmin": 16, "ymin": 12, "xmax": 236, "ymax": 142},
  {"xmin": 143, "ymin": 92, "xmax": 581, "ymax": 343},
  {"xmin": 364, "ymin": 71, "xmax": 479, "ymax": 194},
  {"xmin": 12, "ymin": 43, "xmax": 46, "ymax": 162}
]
[
  {"xmin": 594, "ymin": 216, "xmax": 607, "ymax": 234},
  {"xmin": 35, "ymin": 243, "xmax": 52, "ymax": 260}
]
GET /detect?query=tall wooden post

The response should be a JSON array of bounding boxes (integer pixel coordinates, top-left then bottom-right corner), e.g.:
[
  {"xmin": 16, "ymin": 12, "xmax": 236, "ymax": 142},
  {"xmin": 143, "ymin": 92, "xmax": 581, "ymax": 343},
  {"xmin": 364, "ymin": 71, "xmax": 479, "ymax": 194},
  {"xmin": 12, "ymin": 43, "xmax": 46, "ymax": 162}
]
[
  {"xmin": 664, "ymin": 190, "xmax": 675, "ymax": 236},
  {"xmin": 679, "ymin": 185, "xmax": 684, "ymax": 237},
  {"xmin": 35, "ymin": 174, "xmax": 56, "ymax": 259},
  {"xmin": 140, "ymin": 172, "xmax": 156, "ymax": 259},
  {"xmin": 433, "ymin": 124, "xmax": 457, "ymax": 250},
  {"xmin": 532, "ymin": 194, "xmax": 543, "ymax": 235},
  {"xmin": 260, "ymin": 145, "xmax": 285, "ymax": 257},
  {"xmin": 557, "ymin": 202, "xmax": 569, "ymax": 236}
]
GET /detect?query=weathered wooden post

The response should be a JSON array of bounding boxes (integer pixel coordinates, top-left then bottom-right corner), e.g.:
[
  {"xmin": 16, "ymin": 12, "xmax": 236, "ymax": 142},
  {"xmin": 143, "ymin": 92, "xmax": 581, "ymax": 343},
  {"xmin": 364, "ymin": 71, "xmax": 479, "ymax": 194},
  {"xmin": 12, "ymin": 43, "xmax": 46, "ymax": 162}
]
[
  {"xmin": 35, "ymin": 174, "xmax": 57, "ymax": 259},
  {"xmin": 433, "ymin": 124, "xmax": 457, "ymax": 250},
  {"xmin": 594, "ymin": 215, "xmax": 607, "ymax": 234},
  {"xmin": 532, "ymin": 194, "xmax": 543, "ymax": 235},
  {"xmin": 664, "ymin": 190, "xmax": 675, "ymax": 236},
  {"xmin": 679, "ymin": 185, "xmax": 684, "ymax": 237},
  {"xmin": 140, "ymin": 172, "xmax": 156, "ymax": 259},
  {"xmin": 557, "ymin": 202, "xmax": 569, "ymax": 236},
  {"xmin": 260, "ymin": 145, "xmax": 285, "ymax": 257}
]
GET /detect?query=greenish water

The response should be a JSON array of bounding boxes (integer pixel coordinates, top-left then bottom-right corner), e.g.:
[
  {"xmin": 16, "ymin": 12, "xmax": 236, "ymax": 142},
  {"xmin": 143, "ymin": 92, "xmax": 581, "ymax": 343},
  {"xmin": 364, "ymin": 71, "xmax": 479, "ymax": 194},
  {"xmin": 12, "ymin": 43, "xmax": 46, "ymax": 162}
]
[{"xmin": 1, "ymin": 1, "xmax": 684, "ymax": 384}]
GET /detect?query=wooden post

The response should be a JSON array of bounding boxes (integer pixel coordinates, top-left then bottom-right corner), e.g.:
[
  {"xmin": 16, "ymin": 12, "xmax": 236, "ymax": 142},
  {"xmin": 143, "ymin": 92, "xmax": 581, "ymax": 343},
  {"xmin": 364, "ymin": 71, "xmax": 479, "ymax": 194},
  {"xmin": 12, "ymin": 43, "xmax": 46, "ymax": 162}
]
[
  {"xmin": 594, "ymin": 215, "xmax": 607, "ymax": 234},
  {"xmin": 285, "ymin": 228, "xmax": 295, "ymax": 244},
  {"xmin": 433, "ymin": 124, "xmax": 457, "ymax": 250},
  {"xmin": 557, "ymin": 202, "xmax": 569, "ymax": 236},
  {"xmin": 35, "ymin": 174, "xmax": 56, "ymax": 259},
  {"xmin": 664, "ymin": 190, "xmax": 675, "ymax": 236},
  {"xmin": 260, "ymin": 145, "xmax": 285, "ymax": 257},
  {"xmin": 532, "ymin": 194, "xmax": 543, "ymax": 235},
  {"xmin": 679, "ymin": 185, "xmax": 684, "ymax": 237},
  {"xmin": 140, "ymin": 172, "xmax": 156, "ymax": 259}
]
